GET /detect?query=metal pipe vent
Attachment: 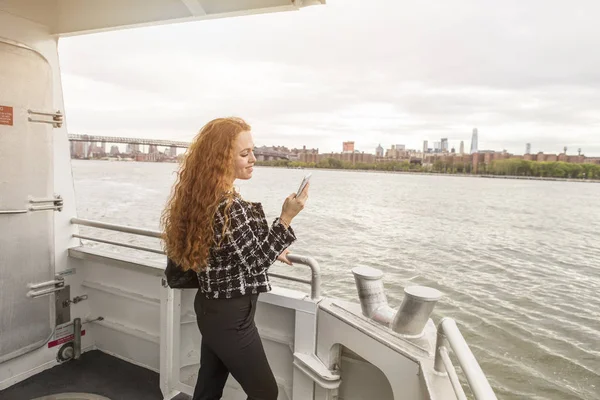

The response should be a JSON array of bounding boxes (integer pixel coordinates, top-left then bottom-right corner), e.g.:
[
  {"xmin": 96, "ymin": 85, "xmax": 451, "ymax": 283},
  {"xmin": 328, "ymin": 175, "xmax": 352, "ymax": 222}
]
[
  {"xmin": 352, "ymin": 266, "xmax": 442, "ymax": 337},
  {"xmin": 351, "ymin": 266, "xmax": 395, "ymax": 324},
  {"xmin": 391, "ymin": 286, "xmax": 442, "ymax": 337}
]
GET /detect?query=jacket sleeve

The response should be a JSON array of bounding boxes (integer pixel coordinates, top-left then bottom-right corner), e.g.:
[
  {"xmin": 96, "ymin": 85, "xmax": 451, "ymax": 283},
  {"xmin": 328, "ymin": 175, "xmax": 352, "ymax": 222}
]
[{"xmin": 225, "ymin": 199, "xmax": 296, "ymax": 275}]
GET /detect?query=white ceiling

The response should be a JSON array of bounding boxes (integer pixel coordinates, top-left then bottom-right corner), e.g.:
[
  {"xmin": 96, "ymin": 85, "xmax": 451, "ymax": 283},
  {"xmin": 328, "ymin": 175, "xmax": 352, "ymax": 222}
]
[{"xmin": 0, "ymin": 0, "xmax": 325, "ymax": 36}]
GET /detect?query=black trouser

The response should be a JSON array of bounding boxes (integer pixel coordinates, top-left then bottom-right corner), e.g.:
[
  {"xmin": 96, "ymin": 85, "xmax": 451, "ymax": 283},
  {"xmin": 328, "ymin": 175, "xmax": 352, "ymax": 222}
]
[{"xmin": 192, "ymin": 292, "xmax": 278, "ymax": 400}]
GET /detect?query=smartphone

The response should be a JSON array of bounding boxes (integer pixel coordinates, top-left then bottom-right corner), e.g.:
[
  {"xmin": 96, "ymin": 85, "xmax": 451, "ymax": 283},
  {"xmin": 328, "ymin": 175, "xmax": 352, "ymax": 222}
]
[{"xmin": 296, "ymin": 173, "xmax": 312, "ymax": 197}]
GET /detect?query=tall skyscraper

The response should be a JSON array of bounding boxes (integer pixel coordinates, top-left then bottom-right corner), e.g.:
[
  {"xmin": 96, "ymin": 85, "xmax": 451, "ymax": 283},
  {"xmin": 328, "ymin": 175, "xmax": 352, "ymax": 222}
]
[
  {"xmin": 526, "ymin": 143, "xmax": 531, "ymax": 154},
  {"xmin": 441, "ymin": 138, "xmax": 448, "ymax": 152},
  {"xmin": 423, "ymin": 140, "xmax": 428, "ymax": 154},
  {"xmin": 459, "ymin": 141, "xmax": 465, "ymax": 155},
  {"xmin": 470, "ymin": 129, "xmax": 479, "ymax": 154},
  {"xmin": 376, "ymin": 144, "xmax": 384, "ymax": 157}
]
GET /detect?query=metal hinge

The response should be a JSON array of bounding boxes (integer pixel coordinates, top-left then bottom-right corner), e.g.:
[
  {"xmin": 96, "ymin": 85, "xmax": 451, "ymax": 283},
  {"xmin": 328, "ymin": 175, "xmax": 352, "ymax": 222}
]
[{"xmin": 28, "ymin": 109, "xmax": 63, "ymax": 128}]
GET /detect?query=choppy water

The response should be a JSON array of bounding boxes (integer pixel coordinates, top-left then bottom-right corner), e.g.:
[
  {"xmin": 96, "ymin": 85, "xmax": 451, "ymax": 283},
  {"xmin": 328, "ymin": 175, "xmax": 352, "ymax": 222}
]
[{"xmin": 72, "ymin": 160, "xmax": 600, "ymax": 400}]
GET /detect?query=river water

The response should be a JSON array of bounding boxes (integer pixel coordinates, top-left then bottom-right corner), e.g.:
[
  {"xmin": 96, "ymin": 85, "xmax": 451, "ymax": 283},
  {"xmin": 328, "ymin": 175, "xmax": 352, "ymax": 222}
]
[{"xmin": 72, "ymin": 160, "xmax": 600, "ymax": 400}]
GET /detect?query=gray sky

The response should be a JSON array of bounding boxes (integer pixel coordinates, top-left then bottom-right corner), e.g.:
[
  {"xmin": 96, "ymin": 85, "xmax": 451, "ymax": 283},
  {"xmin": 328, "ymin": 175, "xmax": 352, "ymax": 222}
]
[{"xmin": 59, "ymin": 0, "xmax": 600, "ymax": 156}]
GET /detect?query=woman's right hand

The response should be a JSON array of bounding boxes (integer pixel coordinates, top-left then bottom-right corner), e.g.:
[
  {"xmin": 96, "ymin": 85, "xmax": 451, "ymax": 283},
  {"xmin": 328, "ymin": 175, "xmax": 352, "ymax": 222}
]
[{"xmin": 280, "ymin": 183, "xmax": 309, "ymax": 226}]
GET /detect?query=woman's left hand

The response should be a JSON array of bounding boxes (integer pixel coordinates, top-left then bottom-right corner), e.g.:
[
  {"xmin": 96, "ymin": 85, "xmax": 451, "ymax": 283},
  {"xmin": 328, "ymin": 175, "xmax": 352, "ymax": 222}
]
[{"xmin": 277, "ymin": 249, "xmax": 293, "ymax": 266}]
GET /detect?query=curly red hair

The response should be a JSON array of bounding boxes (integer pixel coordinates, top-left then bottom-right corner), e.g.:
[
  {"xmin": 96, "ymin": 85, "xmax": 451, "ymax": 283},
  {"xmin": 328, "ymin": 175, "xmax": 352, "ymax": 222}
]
[{"xmin": 161, "ymin": 117, "xmax": 251, "ymax": 271}]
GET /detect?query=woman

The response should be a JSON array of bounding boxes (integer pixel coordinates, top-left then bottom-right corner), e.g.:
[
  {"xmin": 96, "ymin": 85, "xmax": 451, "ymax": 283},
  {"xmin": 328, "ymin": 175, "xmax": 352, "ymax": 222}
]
[{"xmin": 161, "ymin": 117, "xmax": 309, "ymax": 400}]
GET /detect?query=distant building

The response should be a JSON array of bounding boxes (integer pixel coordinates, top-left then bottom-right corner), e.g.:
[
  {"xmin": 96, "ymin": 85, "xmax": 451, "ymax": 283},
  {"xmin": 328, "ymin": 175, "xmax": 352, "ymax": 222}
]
[
  {"xmin": 319, "ymin": 151, "xmax": 375, "ymax": 164},
  {"xmin": 385, "ymin": 145, "xmax": 395, "ymax": 159},
  {"xmin": 441, "ymin": 138, "xmax": 448, "ymax": 152},
  {"xmin": 526, "ymin": 143, "xmax": 531, "ymax": 154},
  {"xmin": 433, "ymin": 142, "xmax": 441, "ymax": 153},
  {"xmin": 343, "ymin": 141, "xmax": 355, "ymax": 153},
  {"xmin": 423, "ymin": 140, "xmax": 428, "ymax": 154},
  {"xmin": 396, "ymin": 144, "xmax": 406, "ymax": 151},
  {"xmin": 167, "ymin": 146, "xmax": 177, "ymax": 157},
  {"xmin": 376, "ymin": 144, "xmax": 384, "ymax": 157},
  {"xmin": 110, "ymin": 145, "xmax": 120, "ymax": 156},
  {"xmin": 87, "ymin": 143, "xmax": 105, "ymax": 158},
  {"xmin": 127, "ymin": 143, "xmax": 140, "ymax": 154},
  {"xmin": 295, "ymin": 145, "xmax": 319, "ymax": 163},
  {"xmin": 470, "ymin": 128, "xmax": 479, "ymax": 154},
  {"xmin": 459, "ymin": 141, "xmax": 465, "ymax": 155},
  {"xmin": 70, "ymin": 141, "xmax": 86, "ymax": 158}
]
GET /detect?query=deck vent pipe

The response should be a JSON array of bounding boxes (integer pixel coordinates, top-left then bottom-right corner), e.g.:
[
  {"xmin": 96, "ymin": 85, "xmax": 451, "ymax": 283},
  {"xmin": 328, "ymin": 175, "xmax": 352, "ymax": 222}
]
[
  {"xmin": 351, "ymin": 266, "xmax": 395, "ymax": 324},
  {"xmin": 352, "ymin": 266, "xmax": 442, "ymax": 337},
  {"xmin": 391, "ymin": 286, "xmax": 442, "ymax": 337}
]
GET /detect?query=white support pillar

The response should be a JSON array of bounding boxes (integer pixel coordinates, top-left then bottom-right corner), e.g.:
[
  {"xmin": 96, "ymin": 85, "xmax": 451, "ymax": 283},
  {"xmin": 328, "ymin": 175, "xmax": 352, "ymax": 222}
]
[
  {"xmin": 292, "ymin": 309, "xmax": 318, "ymax": 399},
  {"xmin": 160, "ymin": 281, "xmax": 182, "ymax": 400}
]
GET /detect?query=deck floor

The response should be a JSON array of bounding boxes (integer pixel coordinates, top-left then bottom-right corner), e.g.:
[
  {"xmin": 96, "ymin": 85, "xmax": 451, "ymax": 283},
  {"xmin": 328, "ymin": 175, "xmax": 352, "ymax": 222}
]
[{"xmin": 0, "ymin": 350, "xmax": 191, "ymax": 400}]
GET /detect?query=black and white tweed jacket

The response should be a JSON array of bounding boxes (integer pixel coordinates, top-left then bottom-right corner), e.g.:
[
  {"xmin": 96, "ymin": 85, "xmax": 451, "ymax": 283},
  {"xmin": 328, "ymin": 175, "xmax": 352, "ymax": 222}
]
[{"xmin": 196, "ymin": 196, "xmax": 296, "ymax": 299}]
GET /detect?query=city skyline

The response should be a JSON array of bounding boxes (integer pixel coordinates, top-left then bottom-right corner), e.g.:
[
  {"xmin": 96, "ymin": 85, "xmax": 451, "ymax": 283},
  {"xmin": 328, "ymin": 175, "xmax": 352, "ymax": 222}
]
[
  {"xmin": 68, "ymin": 133, "xmax": 600, "ymax": 175},
  {"xmin": 67, "ymin": 131, "xmax": 594, "ymax": 160},
  {"xmin": 63, "ymin": 128, "xmax": 600, "ymax": 157}
]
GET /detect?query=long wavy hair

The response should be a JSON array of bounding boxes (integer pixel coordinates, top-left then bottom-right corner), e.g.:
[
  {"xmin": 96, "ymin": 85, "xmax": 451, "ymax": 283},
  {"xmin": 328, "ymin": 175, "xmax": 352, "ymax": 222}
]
[{"xmin": 161, "ymin": 117, "xmax": 251, "ymax": 271}]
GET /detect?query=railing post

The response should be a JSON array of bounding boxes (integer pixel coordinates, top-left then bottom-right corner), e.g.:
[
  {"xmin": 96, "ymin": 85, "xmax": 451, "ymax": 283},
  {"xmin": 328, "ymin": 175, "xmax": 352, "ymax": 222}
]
[
  {"xmin": 434, "ymin": 325, "xmax": 447, "ymax": 374},
  {"xmin": 287, "ymin": 254, "xmax": 321, "ymax": 301}
]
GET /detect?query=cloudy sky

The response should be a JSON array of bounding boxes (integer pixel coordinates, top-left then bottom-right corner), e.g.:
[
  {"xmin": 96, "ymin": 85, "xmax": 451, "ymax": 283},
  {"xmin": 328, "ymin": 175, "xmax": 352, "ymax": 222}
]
[{"xmin": 58, "ymin": 0, "xmax": 600, "ymax": 156}]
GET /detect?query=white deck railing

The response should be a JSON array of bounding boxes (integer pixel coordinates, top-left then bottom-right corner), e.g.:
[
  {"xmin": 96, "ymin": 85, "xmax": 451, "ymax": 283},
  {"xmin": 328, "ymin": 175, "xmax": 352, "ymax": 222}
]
[
  {"xmin": 434, "ymin": 318, "xmax": 497, "ymax": 400},
  {"xmin": 70, "ymin": 217, "xmax": 321, "ymax": 300}
]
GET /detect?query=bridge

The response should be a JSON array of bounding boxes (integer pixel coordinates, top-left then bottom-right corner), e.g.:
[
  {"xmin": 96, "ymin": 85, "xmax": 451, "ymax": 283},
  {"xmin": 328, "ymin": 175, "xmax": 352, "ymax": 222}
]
[
  {"xmin": 68, "ymin": 134, "xmax": 289, "ymax": 160},
  {"xmin": 68, "ymin": 134, "xmax": 190, "ymax": 148}
]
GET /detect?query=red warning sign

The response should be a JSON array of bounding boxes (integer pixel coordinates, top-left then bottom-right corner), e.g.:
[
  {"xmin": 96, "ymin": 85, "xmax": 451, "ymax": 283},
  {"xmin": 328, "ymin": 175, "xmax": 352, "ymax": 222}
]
[
  {"xmin": 0, "ymin": 106, "xmax": 13, "ymax": 126},
  {"xmin": 48, "ymin": 330, "xmax": 86, "ymax": 348}
]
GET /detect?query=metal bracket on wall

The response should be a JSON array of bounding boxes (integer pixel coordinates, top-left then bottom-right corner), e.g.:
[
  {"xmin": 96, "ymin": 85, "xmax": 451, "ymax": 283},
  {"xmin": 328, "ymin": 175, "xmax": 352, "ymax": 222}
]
[
  {"xmin": 55, "ymin": 286, "xmax": 72, "ymax": 326},
  {"xmin": 28, "ymin": 109, "xmax": 63, "ymax": 128},
  {"xmin": 0, "ymin": 195, "xmax": 63, "ymax": 214},
  {"xmin": 29, "ymin": 194, "xmax": 63, "ymax": 212},
  {"xmin": 62, "ymin": 294, "xmax": 88, "ymax": 308},
  {"xmin": 27, "ymin": 275, "xmax": 65, "ymax": 298}
]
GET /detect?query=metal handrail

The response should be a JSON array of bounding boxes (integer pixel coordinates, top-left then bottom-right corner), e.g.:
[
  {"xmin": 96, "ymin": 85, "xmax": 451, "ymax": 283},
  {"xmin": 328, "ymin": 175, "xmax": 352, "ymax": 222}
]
[
  {"xmin": 285, "ymin": 254, "xmax": 321, "ymax": 300},
  {"xmin": 434, "ymin": 318, "xmax": 497, "ymax": 400},
  {"xmin": 71, "ymin": 217, "xmax": 162, "ymax": 238},
  {"xmin": 70, "ymin": 217, "xmax": 322, "ymax": 300}
]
